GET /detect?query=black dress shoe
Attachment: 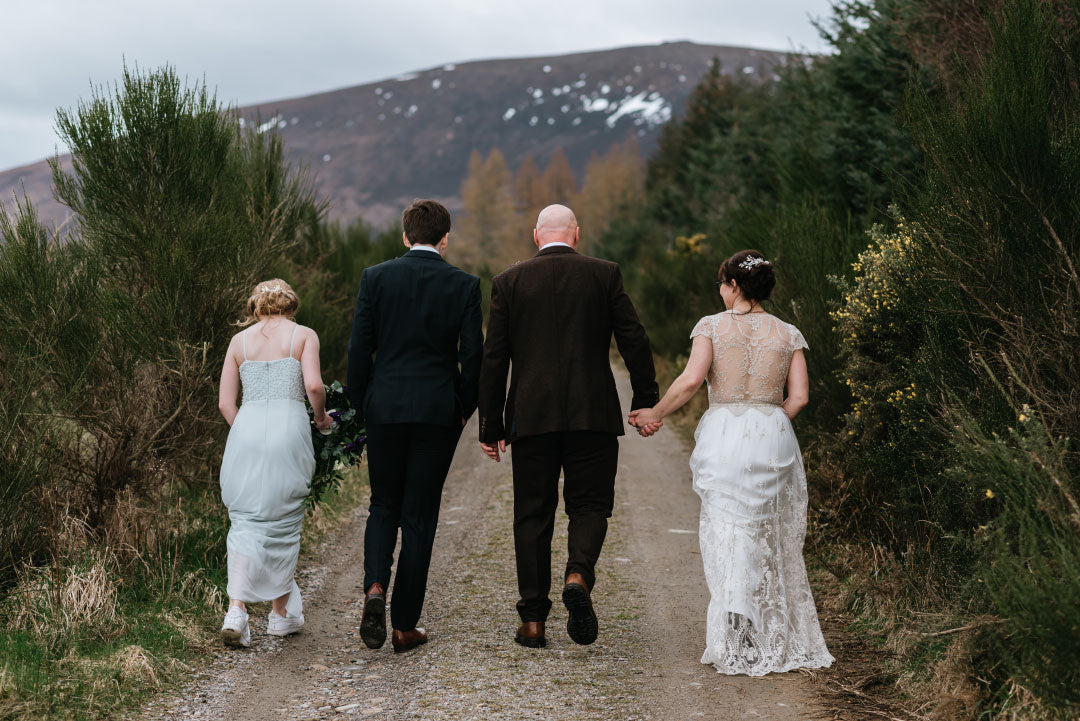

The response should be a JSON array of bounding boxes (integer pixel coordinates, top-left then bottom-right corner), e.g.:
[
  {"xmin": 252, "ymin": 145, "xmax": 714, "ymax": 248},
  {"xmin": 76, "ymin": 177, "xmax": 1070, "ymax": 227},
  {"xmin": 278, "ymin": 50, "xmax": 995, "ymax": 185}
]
[
  {"xmin": 359, "ymin": 583, "xmax": 387, "ymax": 649},
  {"xmin": 515, "ymin": 621, "xmax": 547, "ymax": 648},
  {"xmin": 562, "ymin": 582, "xmax": 598, "ymax": 645},
  {"xmin": 392, "ymin": 627, "xmax": 429, "ymax": 653}
]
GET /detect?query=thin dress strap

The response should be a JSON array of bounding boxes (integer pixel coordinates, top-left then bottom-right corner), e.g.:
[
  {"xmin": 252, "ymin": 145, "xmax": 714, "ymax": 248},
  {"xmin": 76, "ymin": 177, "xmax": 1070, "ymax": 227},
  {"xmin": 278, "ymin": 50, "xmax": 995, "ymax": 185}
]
[
  {"xmin": 242, "ymin": 329, "xmax": 248, "ymax": 361},
  {"xmin": 289, "ymin": 324, "xmax": 299, "ymax": 359}
]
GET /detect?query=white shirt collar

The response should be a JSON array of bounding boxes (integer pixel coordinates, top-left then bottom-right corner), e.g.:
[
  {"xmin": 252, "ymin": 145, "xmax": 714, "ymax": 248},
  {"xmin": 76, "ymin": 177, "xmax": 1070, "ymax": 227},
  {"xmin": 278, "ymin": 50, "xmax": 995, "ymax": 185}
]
[
  {"xmin": 539, "ymin": 242, "xmax": 574, "ymax": 250},
  {"xmin": 408, "ymin": 245, "xmax": 441, "ymax": 255}
]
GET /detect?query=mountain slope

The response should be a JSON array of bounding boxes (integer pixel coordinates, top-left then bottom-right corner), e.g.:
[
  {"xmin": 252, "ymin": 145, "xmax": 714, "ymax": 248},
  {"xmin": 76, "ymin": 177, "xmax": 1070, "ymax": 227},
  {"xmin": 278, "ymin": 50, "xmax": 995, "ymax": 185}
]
[{"xmin": 0, "ymin": 42, "xmax": 785, "ymax": 228}]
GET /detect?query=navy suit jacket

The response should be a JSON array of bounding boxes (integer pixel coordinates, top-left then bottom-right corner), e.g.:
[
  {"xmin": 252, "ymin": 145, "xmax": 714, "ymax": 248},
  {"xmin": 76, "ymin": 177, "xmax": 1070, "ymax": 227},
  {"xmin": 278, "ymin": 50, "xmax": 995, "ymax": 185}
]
[{"xmin": 347, "ymin": 248, "xmax": 483, "ymax": 428}]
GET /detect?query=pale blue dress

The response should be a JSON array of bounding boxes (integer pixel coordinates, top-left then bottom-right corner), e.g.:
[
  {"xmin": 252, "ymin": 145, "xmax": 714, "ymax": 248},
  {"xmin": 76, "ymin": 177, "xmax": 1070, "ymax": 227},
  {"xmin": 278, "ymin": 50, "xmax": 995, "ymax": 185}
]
[{"xmin": 219, "ymin": 325, "xmax": 314, "ymax": 618}]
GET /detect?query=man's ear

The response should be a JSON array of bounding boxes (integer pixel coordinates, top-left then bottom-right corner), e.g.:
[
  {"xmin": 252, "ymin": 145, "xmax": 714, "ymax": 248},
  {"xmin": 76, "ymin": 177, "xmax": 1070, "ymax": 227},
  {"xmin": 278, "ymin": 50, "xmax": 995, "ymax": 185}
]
[
  {"xmin": 438, "ymin": 233, "xmax": 449, "ymax": 253},
  {"xmin": 402, "ymin": 231, "xmax": 412, "ymax": 249},
  {"xmin": 533, "ymin": 228, "xmax": 541, "ymax": 248}
]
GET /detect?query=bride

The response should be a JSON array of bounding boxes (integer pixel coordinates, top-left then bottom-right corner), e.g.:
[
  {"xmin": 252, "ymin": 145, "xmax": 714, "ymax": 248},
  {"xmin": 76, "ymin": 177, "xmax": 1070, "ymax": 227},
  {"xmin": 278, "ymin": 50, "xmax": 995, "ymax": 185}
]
[
  {"xmin": 630, "ymin": 250, "xmax": 834, "ymax": 676},
  {"xmin": 216, "ymin": 279, "xmax": 332, "ymax": 647}
]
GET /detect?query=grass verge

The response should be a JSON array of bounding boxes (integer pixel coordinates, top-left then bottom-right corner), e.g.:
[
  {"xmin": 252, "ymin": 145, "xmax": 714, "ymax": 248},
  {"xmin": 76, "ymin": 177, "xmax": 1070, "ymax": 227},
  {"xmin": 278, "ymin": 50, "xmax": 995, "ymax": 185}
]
[{"xmin": 0, "ymin": 464, "xmax": 370, "ymax": 721}]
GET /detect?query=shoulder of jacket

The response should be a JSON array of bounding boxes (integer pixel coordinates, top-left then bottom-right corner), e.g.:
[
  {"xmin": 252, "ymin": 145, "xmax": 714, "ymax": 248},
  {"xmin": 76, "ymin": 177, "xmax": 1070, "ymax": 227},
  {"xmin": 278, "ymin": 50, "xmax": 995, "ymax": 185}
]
[
  {"xmin": 492, "ymin": 261, "xmax": 526, "ymax": 283},
  {"xmin": 364, "ymin": 257, "xmax": 402, "ymax": 276}
]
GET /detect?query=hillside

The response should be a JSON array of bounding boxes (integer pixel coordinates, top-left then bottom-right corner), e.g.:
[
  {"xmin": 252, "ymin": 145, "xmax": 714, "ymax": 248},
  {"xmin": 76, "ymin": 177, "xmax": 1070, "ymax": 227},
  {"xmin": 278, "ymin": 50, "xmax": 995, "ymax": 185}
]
[{"xmin": 0, "ymin": 42, "xmax": 785, "ymax": 227}]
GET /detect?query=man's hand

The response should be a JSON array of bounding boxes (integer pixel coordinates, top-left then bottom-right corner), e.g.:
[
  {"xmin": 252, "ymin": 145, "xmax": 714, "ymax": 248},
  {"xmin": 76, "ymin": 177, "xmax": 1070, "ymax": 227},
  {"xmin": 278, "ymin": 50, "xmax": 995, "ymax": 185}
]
[
  {"xmin": 628, "ymin": 409, "xmax": 663, "ymax": 438},
  {"xmin": 480, "ymin": 440, "xmax": 507, "ymax": 462}
]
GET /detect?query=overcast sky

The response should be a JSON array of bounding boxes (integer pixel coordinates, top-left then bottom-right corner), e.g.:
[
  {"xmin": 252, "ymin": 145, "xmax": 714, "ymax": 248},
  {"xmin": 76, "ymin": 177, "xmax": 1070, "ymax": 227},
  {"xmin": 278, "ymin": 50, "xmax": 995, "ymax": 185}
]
[{"xmin": 1, "ymin": 0, "xmax": 835, "ymax": 171}]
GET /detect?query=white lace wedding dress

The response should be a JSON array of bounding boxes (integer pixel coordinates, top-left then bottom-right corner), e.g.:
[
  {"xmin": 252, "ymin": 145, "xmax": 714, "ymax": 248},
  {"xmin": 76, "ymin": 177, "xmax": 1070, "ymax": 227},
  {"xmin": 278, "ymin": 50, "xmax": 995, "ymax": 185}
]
[
  {"xmin": 218, "ymin": 326, "xmax": 313, "ymax": 619},
  {"xmin": 689, "ymin": 311, "xmax": 833, "ymax": 676}
]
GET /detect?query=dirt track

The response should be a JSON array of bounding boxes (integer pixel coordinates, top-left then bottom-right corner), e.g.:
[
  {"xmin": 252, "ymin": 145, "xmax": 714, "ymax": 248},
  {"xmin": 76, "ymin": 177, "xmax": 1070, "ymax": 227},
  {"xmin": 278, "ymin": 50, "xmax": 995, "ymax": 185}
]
[{"xmin": 141, "ymin": 368, "xmax": 825, "ymax": 721}]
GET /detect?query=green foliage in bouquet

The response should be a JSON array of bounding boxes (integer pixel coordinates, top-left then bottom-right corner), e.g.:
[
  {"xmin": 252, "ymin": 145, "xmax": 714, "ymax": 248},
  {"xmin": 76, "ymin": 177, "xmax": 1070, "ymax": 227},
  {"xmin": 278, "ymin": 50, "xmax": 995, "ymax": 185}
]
[{"xmin": 306, "ymin": 381, "xmax": 366, "ymax": 509}]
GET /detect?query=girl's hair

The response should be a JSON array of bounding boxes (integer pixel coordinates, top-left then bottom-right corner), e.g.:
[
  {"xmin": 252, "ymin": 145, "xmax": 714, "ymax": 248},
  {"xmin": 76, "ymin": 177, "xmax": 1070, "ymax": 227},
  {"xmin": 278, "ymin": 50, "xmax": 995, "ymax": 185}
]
[
  {"xmin": 240, "ymin": 278, "xmax": 300, "ymax": 326},
  {"xmin": 719, "ymin": 249, "xmax": 776, "ymax": 303}
]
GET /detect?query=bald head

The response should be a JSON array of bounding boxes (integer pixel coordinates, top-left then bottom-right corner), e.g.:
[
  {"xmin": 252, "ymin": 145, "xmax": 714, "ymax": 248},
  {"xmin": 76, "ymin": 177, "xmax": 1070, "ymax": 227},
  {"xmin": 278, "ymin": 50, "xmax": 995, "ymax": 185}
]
[{"xmin": 534, "ymin": 204, "xmax": 580, "ymax": 249}]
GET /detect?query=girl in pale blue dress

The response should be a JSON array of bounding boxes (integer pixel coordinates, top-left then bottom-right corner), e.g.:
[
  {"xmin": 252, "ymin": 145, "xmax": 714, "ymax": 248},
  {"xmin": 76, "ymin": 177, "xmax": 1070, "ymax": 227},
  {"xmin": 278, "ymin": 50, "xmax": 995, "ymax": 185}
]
[{"xmin": 217, "ymin": 279, "xmax": 332, "ymax": 647}]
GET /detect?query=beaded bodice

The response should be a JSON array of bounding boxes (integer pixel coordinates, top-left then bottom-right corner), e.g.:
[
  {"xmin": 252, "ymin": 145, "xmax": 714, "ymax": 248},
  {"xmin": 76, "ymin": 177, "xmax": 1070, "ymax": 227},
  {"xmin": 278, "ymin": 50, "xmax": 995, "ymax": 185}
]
[
  {"xmin": 240, "ymin": 357, "xmax": 306, "ymax": 404},
  {"xmin": 690, "ymin": 312, "xmax": 808, "ymax": 407}
]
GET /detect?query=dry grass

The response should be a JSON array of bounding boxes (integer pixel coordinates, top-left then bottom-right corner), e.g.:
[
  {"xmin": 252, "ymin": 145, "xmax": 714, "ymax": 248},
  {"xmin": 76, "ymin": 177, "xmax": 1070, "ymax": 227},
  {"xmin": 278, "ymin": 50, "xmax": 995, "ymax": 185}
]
[
  {"xmin": 115, "ymin": 645, "xmax": 160, "ymax": 685},
  {"xmin": 801, "ymin": 540, "xmax": 1053, "ymax": 721},
  {"xmin": 4, "ymin": 554, "xmax": 122, "ymax": 646}
]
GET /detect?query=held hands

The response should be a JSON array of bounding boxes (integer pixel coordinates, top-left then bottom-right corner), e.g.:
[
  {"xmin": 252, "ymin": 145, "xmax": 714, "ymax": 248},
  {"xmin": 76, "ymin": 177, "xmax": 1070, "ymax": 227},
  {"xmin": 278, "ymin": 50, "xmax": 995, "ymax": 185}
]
[
  {"xmin": 480, "ymin": 440, "xmax": 507, "ymax": 462},
  {"xmin": 628, "ymin": 408, "xmax": 663, "ymax": 437}
]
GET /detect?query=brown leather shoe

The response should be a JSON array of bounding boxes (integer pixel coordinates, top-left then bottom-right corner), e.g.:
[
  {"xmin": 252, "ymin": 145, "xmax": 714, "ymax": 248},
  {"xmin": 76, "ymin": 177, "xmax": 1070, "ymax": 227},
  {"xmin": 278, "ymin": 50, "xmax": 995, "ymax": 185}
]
[
  {"xmin": 563, "ymin": 573, "xmax": 598, "ymax": 645},
  {"xmin": 392, "ymin": 627, "xmax": 429, "ymax": 653},
  {"xmin": 359, "ymin": 583, "xmax": 386, "ymax": 649},
  {"xmin": 514, "ymin": 621, "xmax": 547, "ymax": 648}
]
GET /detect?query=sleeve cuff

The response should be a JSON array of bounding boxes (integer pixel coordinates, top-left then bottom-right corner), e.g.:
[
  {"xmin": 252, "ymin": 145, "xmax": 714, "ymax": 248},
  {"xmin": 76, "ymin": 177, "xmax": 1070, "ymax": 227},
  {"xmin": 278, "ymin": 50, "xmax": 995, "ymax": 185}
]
[
  {"xmin": 630, "ymin": 391, "xmax": 660, "ymax": 411},
  {"xmin": 478, "ymin": 416, "xmax": 505, "ymax": 443}
]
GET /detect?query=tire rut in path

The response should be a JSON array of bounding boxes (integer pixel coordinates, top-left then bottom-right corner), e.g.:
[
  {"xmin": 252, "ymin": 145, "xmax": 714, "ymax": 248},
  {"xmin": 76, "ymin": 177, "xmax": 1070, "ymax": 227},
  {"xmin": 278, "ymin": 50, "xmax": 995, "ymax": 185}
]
[{"xmin": 141, "ymin": 367, "xmax": 826, "ymax": 721}]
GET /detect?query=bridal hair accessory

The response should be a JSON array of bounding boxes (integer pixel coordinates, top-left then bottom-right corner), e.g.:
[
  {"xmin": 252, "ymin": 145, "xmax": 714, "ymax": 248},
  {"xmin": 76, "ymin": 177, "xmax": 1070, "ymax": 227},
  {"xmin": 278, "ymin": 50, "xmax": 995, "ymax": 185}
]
[
  {"xmin": 260, "ymin": 284, "xmax": 284, "ymax": 294},
  {"xmin": 739, "ymin": 256, "xmax": 770, "ymax": 271}
]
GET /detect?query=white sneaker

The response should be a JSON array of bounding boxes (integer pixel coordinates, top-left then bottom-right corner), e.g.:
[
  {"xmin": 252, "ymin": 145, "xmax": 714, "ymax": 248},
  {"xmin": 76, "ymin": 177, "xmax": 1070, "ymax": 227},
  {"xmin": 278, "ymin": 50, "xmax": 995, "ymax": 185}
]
[
  {"xmin": 267, "ymin": 610, "xmax": 305, "ymax": 636},
  {"xmin": 221, "ymin": 607, "xmax": 250, "ymax": 648}
]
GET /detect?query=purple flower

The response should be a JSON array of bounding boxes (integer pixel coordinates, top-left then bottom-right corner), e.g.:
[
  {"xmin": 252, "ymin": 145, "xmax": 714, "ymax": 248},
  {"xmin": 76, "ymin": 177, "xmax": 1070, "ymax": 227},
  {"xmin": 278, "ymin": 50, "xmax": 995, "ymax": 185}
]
[
  {"xmin": 345, "ymin": 442, "xmax": 358, "ymax": 452},
  {"xmin": 329, "ymin": 411, "xmax": 341, "ymax": 420}
]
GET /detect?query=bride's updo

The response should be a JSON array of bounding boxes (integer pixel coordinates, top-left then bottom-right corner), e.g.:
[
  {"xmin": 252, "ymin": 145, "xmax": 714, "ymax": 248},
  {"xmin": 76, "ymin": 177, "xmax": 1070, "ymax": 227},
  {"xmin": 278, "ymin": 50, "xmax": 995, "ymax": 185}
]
[
  {"xmin": 242, "ymin": 278, "xmax": 300, "ymax": 326},
  {"xmin": 720, "ymin": 250, "xmax": 776, "ymax": 302}
]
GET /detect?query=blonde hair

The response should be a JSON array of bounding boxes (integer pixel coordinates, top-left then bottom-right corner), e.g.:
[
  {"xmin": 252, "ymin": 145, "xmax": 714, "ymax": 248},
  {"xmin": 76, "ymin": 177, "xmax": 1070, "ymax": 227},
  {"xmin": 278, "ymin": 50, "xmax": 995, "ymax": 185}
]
[{"xmin": 241, "ymin": 278, "xmax": 299, "ymax": 326}]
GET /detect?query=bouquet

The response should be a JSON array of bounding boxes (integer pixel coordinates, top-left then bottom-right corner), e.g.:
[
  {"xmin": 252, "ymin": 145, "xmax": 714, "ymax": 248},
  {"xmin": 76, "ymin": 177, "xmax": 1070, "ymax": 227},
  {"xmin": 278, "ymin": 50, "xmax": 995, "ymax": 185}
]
[{"xmin": 306, "ymin": 380, "xmax": 366, "ymax": 508}]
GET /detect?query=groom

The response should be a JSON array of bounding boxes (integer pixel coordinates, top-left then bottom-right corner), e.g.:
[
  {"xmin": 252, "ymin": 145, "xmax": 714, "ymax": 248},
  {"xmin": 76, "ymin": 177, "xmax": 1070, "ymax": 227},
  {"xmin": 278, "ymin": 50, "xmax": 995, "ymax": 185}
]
[
  {"xmin": 478, "ymin": 204, "xmax": 659, "ymax": 648},
  {"xmin": 347, "ymin": 199, "xmax": 483, "ymax": 653}
]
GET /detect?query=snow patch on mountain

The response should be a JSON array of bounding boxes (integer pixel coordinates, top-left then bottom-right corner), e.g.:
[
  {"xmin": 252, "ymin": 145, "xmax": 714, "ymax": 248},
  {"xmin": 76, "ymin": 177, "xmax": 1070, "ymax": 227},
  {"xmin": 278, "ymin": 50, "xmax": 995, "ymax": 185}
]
[{"xmin": 605, "ymin": 91, "xmax": 671, "ymax": 128}]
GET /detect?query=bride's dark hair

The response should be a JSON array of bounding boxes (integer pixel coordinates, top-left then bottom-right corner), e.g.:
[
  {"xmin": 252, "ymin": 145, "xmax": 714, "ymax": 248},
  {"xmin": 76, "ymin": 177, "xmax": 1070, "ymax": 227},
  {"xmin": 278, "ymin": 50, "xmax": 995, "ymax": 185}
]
[{"xmin": 720, "ymin": 250, "xmax": 776, "ymax": 302}]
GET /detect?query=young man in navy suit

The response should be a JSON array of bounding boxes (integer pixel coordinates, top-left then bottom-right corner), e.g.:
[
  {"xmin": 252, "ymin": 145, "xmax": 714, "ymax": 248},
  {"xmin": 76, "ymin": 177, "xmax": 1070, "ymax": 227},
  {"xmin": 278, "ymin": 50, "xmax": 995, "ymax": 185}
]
[{"xmin": 347, "ymin": 200, "xmax": 483, "ymax": 653}]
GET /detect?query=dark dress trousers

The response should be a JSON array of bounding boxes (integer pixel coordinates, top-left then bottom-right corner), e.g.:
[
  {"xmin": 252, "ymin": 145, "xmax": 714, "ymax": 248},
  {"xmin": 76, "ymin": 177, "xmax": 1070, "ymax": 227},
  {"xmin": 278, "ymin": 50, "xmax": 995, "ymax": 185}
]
[
  {"xmin": 477, "ymin": 245, "xmax": 658, "ymax": 622},
  {"xmin": 347, "ymin": 247, "xmax": 483, "ymax": 630}
]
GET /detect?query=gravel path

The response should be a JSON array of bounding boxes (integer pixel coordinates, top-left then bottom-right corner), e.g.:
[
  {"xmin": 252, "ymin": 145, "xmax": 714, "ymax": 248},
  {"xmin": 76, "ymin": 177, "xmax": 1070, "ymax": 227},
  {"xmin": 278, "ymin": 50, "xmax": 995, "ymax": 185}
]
[{"xmin": 141, "ymin": 369, "xmax": 825, "ymax": 721}]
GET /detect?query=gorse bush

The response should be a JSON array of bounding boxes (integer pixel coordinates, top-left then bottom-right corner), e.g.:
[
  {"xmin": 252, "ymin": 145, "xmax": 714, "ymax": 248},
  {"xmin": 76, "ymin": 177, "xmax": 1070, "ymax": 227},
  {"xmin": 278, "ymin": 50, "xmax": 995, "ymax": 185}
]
[
  {"xmin": 0, "ymin": 65, "xmax": 323, "ymax": 547},
  {"xmin": 951, "ymin": 399, "xmax": 1080, "ymax": 708},
  {"xmin": 828, "ymin": 218, "xmax": 943, "ymax": 544}
]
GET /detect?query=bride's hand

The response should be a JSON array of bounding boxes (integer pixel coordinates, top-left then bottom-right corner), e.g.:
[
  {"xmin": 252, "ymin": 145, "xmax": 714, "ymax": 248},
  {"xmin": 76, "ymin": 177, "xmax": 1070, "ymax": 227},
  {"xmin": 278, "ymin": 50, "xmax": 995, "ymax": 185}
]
[
  {"xmin": 628, "ymin": 409, "xmax": 663, "ymax": 437},
  {"xmin": 314, "ymin": 411, "xmax": 333, "ymax": 431},
  {"xmin": 629, "ymin": 408, "xmax": 660, "ymax": 427}
]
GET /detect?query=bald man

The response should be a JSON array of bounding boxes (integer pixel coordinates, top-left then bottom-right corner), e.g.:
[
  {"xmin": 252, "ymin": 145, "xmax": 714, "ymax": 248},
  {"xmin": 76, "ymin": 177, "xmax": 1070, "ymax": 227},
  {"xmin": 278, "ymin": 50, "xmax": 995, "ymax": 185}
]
[{"xmin": 478, "ymin": 204, "xmax": 659, "ymax": 649}]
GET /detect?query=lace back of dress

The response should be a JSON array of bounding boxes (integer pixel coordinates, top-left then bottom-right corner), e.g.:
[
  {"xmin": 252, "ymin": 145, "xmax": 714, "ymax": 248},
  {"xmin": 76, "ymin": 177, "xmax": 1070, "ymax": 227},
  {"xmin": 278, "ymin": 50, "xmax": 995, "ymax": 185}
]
[{"xmin": 691, "ymin": 313, "xmax": 808, "ymax": 407}]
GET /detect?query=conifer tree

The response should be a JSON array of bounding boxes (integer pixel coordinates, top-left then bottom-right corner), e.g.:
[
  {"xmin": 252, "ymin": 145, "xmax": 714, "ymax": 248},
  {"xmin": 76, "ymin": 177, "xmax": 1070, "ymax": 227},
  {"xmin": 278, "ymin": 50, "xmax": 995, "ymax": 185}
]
[
  {"xmin": 541, "ymin": 147, "xmax": 579, "ymax": 205},
  {"xmin": 458, "ymin": 149, "xmax": 524, "ymax": 271},
  {"xmin": 575, "ymin": 137, "xmax": 644, "ymax": 250},
  {"xmin": 513, "ymin": 154, "xmax": 545, "ymax": 218}
]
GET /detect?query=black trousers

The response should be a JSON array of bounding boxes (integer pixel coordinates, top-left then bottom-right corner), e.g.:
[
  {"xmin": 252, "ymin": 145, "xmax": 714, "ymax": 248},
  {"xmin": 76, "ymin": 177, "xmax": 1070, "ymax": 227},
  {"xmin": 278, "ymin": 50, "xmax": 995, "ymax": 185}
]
[
  {"xmin": 510, "ymin": 431, "xmax": 619, "ymax": 622},
  {"xmin": 363, "ymin": 422, "xmax": 461, "ymax": 631}
]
